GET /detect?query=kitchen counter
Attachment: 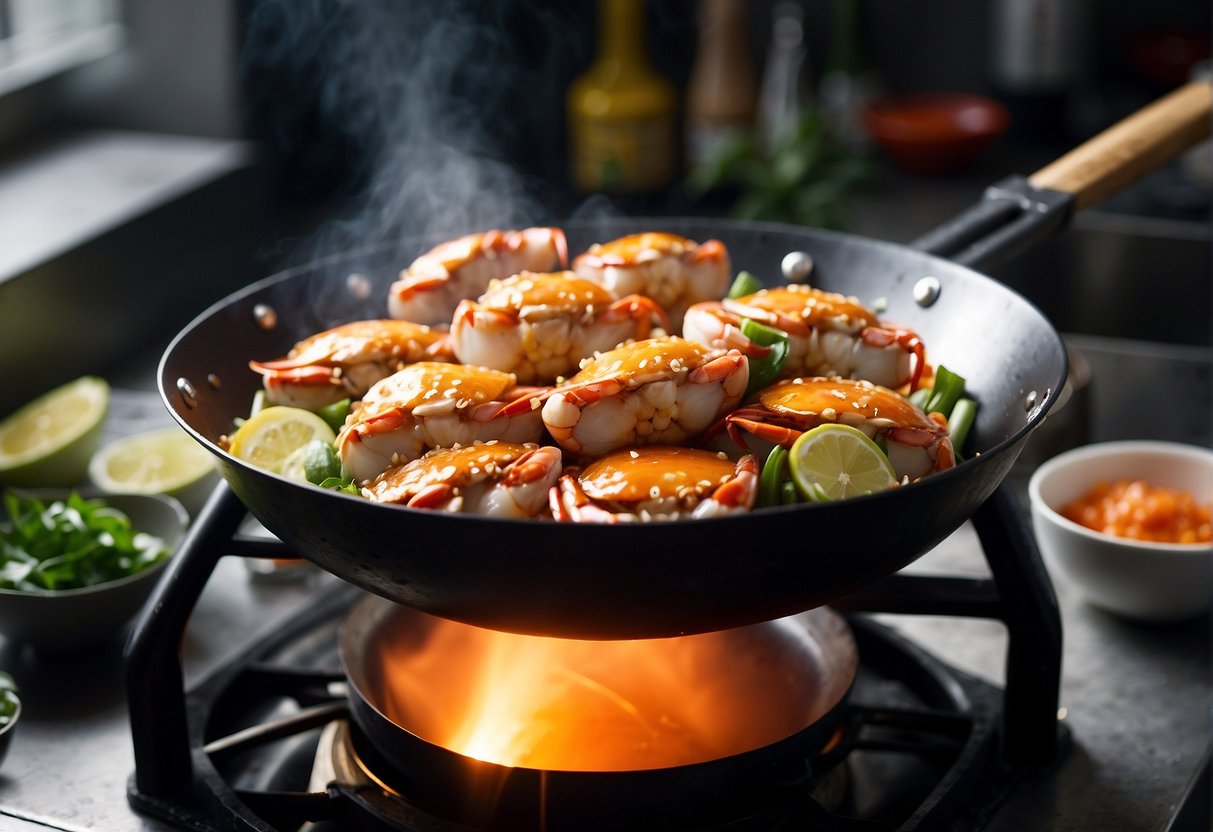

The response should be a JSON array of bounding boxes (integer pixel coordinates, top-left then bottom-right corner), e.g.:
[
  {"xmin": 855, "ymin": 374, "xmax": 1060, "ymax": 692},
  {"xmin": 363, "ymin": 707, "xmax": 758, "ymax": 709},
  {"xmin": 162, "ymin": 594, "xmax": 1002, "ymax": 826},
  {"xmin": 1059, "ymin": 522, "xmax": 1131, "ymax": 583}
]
[{"xmin": 0, "ymin": 387, "xmax": 1209, "ymax": 832}]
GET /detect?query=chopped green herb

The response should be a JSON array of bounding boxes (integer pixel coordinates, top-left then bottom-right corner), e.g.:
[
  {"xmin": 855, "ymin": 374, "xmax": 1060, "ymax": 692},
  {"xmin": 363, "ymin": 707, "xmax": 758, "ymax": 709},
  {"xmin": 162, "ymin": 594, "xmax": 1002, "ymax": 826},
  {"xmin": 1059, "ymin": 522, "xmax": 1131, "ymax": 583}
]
[
  {"xmin": 318, "ymin": 476, "xmax": 360, "ymax": 496},
  {"xmin": 0, "ymin": 491, "xmax": 169, "ymax": 591}
]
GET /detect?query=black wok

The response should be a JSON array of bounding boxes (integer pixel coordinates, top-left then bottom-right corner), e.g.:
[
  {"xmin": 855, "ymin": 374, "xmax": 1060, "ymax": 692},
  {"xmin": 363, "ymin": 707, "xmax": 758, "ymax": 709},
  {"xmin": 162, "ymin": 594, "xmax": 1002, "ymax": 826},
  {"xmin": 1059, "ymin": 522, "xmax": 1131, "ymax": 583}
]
[{"xmin": 159, "ymin": 81, "xmax": 1211, "ymax": 639}]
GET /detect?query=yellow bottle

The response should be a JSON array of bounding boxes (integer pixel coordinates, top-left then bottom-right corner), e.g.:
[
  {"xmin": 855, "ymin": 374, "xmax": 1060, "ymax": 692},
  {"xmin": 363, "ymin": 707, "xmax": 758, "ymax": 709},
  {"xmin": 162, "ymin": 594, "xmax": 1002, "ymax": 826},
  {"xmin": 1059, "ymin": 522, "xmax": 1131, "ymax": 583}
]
[{"xmin": 567, "ymin": 0, "xmax": 677, "ymax": 194}]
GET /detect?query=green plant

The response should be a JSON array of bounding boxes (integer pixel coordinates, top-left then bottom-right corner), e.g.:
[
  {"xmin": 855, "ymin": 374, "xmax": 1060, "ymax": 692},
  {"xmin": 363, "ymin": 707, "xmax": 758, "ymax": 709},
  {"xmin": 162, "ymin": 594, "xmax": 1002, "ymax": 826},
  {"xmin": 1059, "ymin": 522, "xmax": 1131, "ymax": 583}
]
[{"xmin": 685, "ymin": 110, "xmax": 871, "ymax": 230}]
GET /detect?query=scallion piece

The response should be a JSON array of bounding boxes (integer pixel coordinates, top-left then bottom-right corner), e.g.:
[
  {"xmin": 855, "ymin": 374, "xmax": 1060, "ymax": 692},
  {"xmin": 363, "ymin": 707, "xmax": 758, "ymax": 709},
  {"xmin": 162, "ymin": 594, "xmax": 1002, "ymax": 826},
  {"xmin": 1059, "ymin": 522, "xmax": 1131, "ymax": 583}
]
[
  {"xmin": 758, "ymin": 445, "xmax": 789, "ymax": 508},
  {"xmin": 922, "ymin": 365, "xmax": 966, "ymax": 418},
  {"xmin": 947, "ymin": 397, "xmax": 978, "ymax": 457},
  {"xmin": 740, "ymin": 318, "xmax": 790, "ymax": 399},
  {"xmin": 726, "ymin": 270, "xmax": 763, "ymax": 299}
]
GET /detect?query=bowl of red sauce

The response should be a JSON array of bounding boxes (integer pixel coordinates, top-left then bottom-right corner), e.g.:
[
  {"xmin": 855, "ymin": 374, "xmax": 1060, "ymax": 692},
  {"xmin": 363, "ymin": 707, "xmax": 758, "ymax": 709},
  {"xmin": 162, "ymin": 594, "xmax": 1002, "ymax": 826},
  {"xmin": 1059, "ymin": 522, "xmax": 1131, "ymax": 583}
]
[
  {"xmin": 863, "ymin": 92, "xmax": 1010, "ymax": 175},
  {"xmin": 1028, "ymin": 441, "xmax": 1213, "ymax": 622}
]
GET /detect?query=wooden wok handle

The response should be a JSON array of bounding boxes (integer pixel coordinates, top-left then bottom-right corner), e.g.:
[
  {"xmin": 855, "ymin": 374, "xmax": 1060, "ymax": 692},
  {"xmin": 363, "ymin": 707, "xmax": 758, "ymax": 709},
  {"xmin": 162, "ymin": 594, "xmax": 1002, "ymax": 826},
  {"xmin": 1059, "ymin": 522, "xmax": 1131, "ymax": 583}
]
[{"xmin": 1028, "ymin": 79, "xmax": 1212, "ymax": 212}]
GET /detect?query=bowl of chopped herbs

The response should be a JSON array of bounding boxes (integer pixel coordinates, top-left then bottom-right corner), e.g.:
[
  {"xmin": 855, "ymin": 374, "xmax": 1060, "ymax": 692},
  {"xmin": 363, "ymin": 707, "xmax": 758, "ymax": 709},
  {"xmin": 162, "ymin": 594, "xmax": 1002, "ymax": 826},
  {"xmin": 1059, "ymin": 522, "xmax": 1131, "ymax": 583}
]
[{"xmin": 0, "ymin": 489, "xmax": 188, "ymax": 652}]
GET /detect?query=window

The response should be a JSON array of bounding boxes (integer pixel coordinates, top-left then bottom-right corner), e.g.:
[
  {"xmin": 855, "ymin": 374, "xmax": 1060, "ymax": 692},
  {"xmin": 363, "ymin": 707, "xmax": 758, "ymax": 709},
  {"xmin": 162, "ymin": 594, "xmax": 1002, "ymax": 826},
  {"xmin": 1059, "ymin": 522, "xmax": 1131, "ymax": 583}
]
[{"xmin": 0, "ymin": 0, "xmax": 122, "ymax": 96}]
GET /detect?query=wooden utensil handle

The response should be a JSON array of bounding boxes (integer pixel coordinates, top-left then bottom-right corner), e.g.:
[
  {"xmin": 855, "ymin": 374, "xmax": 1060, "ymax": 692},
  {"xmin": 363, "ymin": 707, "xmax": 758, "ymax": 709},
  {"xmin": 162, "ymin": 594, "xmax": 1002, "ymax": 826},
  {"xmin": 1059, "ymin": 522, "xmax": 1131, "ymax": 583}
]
[{"xmin": 1028, "ymin": 80, "xmax": 1212, "ymax": 211}]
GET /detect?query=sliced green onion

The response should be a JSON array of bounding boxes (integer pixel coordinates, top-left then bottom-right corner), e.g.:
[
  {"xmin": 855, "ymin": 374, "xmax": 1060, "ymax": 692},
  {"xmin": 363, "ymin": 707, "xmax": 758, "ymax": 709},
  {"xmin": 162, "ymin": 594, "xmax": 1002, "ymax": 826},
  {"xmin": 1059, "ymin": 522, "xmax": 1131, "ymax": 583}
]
[
  {"xmin": 758, "ymin": 445, "xmax": 789, "ymax": 507},
  {"xmin": 907, "ymin": 387, "xmax": 930, "ymax": 411},
  {"xmin": 922, "ymin": 365, "xmax": 966, "ymax": 418},
  {"xmin": 947, "ymin": 397, "xmax": 978, "ymax": 458},
  {"xmin": 740, "ymin": 318, "xmax": 790, "ymax": 399},
  {"xmin": 780, "ymin": 481, "xmax": 800, "ymax": 505},
  {"xmin": 726, "ymin": 270, "xmax": 763, "ymax": 299}
]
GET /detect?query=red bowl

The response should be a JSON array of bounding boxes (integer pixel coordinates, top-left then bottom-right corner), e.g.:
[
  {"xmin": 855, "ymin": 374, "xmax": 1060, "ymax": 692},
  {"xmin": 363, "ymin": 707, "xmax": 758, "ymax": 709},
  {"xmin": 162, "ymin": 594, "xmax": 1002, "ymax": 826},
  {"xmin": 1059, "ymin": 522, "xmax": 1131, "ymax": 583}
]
[{"xmin": 863, "ymin": 92, "xmax": 1011, "ymax": 175}]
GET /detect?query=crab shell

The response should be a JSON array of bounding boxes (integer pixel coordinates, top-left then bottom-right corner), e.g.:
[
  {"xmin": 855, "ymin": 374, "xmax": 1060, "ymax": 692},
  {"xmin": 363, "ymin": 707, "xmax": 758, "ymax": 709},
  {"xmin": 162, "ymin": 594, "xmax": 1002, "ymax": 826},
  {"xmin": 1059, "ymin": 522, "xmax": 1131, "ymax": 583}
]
[
  {"xmin": 450, "ymin": 271, "xmax": 671, "ymax": 384},
  {"xmin": 536, "ymin": 336, "xmax": 748, "ymax": 459},
  {"xmin": 337, "ymin": 362, "xmax": 546, "ymax": 484},
  {"xmin": 552, "ymin": 446, "xmax": 758, "ymax": 523},
  {"xmin": 388, "ymin": 227, "xmax": 569, "ymax": 325},
  {"xmin": 572, "ymin": 232, "xmax": 730, "ymax": 330},
  {"xmin": 364, "ymin": 442, "xmax": 563, "ymax": 518},
  {"xmin": 683, "ymin": 285, "xmax": 926, "ymax": 391},
  {"xmin": 248, "ymin": 319, "xmax": 452, "ymax": 411},
  {"xmin": 722, "ymin": 376, "xmax": 955, "ymax": 482}
]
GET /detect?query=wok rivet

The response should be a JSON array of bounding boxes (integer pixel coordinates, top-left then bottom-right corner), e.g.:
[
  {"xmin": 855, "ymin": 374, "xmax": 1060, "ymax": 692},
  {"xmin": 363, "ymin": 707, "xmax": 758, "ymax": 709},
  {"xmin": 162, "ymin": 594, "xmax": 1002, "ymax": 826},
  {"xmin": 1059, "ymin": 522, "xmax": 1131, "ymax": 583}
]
[
  {"xmin": 781, "ymin": 251, "xmax": 814, "ymax": 283},
  {"xmin": 1024, "ymin": 390, "xmax": 1038, "ymax": 411},
  {"xmin": 913, "ymin": 276, "xmax": 941, "ymax": 307},
  {"xmin": 346, "ymin": 272, "xmax": 372, "ymax": 300},
  {"xmin": 177, "ymin": 378, "xmax": 198, "ymax": 408},
  {"xmin": 206, "ymin": 373, "xmax": 221, "ymax": 390},
  {"xmin": 253, "ymin": 303, "xmax": 278, "ymax": 331}
]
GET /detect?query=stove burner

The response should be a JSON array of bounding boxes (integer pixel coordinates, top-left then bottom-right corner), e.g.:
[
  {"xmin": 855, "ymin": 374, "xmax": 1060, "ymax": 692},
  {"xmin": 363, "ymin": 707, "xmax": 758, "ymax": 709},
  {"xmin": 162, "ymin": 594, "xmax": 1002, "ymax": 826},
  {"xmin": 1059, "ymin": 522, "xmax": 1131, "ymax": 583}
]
[{"xmin": 125, "ymin": 485, "xmax": 1066, "ymax": 832}]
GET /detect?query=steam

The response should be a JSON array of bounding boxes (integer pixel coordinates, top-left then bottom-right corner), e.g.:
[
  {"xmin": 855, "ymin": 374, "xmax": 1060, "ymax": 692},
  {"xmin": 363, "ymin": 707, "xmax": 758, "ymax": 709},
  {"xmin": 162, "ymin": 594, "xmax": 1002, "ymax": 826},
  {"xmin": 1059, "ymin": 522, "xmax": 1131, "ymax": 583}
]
[{"xmin": 242, "ymin": 0, "xmax": 563, "ymax": 263}]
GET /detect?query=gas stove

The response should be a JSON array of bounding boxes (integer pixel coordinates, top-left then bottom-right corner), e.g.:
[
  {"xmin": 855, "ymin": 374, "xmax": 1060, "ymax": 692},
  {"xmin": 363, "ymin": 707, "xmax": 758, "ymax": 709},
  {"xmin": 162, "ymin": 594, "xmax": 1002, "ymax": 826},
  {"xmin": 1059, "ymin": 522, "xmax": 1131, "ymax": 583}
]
[{"xmin": 0, "ymin": 389, "xmax": 1209, "ymax": 832}]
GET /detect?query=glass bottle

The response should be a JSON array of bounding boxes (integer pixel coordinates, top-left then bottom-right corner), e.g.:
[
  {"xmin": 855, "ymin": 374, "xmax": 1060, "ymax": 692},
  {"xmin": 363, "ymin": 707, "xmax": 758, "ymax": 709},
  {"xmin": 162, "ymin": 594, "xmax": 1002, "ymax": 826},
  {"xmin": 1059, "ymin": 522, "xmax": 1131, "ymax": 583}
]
[
  {"xmin": 757, "ymin": 1, "xmax": 811, "ymax": 154},
  {"xmin": 684, "ymin": 0, "xmax": 758, "ymax": 168},
  {"xmin": 567, "ymin": 0, "xmax": 677, "ymax": 195}
]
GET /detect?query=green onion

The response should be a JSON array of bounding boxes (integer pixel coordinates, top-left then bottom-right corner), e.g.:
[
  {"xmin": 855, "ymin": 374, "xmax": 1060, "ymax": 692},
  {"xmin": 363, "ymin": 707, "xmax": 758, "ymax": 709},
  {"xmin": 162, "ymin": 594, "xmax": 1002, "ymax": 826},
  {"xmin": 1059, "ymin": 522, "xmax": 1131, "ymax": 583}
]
[
  {"xmin": 740, "ymin": 318, "xmax": 790, "ymax": 399},
  {"xmin": 726, "ymin": 270, "xmax": 763, "ymax": 299},
  {"xmin": 0, "ymin": 491, "xmax": 170, "ymax": 591},
  {"xmin": 758, "ymin": 445, "xmax": 789, "ymax": 508},
  {"xmin": 316, "ymin": 398, "xmax": 351, "ymax": 434},
  {"xmin": 922, "ymin": 365, "xmax": 966, "ymax": 418},
  {"xmin": 780, "ymin": 481, "xmax": 801, "ymax": 505},
  {"xmin": 947, "ymin": 397, "xmax": 978, "ymax": 458}
]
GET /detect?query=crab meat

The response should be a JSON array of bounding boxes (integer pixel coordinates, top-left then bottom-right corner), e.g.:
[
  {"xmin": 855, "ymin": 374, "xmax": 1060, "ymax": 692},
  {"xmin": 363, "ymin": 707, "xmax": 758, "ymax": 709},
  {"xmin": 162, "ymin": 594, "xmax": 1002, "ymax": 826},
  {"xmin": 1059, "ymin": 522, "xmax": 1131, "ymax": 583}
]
[
  {"xmin": 525, "ymin": 336, "xmax": 748, "ymax": 459},
  {"xmin": 388, "ymin": 227, "xmax": 568, "ymax": 325},
  {"xmin": 551, "ymin": 446, "xmax": 758, "ymax": 523},
  {"xmin": 248, "ymin": 319, "xmax": 452, "ymax": 411},
  {"xmin": 337, "ymin": 362, "xmax": 547, "ymax": 484},
  {"xmin": 682, "ymin": 285, "xmax": 927, "ymax": 392},
  {"xmin": 572, "ymin": 232, "xmax": 730, "ymax": 329},
  {"xmin": 364, "ymin": 442, "xmax": 563, "ymax": 518},
  {"xmin": 719, "ymin": 376, "xmax": 955, "ymax": 482},
  {"xmin": 450, "ymin": 271, "xmax": 671, "ymax": 384}
]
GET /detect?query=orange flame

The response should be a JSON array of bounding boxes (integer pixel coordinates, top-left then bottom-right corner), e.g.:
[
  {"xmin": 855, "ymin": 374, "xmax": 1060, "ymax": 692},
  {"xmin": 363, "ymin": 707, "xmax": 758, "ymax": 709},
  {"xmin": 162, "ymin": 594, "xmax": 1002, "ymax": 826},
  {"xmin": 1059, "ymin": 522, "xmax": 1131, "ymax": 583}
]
[{"xmin": 373, "ymin": 616, "xmax": 825, "ymax": 772}]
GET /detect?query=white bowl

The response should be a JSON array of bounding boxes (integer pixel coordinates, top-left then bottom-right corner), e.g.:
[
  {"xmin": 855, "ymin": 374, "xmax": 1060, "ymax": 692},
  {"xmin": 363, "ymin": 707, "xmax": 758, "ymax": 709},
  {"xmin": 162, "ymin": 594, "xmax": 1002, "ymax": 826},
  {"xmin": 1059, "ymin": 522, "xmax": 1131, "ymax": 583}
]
[
  {"xmin": 0, "ymin": 491, "xmax": 188, "ymax": 652},
  {"xmin": 1028, "ymin": 441, "xmax": 1213, "ymax": 622}
]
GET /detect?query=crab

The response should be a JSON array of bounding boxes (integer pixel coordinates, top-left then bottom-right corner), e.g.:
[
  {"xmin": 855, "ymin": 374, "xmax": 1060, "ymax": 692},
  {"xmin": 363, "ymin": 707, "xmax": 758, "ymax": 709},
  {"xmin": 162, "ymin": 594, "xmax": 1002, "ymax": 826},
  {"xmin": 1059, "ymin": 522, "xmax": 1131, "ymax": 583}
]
[
  {"xmin": 363, "ymin": 441, "xmax": 563, "ymax": 518},
  {"xmin": 388, "ymin": 227, "xmax": 568, "ymax": 325},
  {"xmin": 551, "ymin": 446, "xmax": 758, "ymax": 522},
  {"xmin": 336, "ymin": 362, "xmax": 548, "ymax": 484},
  {"xmin": 450, "ymin": 271, "xmax": 670, "ymax": 384},
  {"xmin": 682, "ymin": 284, "xmax": 927, "ymax": 392},
  {"xmin": 718, "ymin": 376, "xmax": 955, "ymax": 482},
  {"xmin": 248, "ymin": 319, "xmax": 451, "ymax": 411},
  {"xmin": 572, "ymin": 232, "xmax": 730, "ymax": 329},
  {"xmin": 514, "ymin": 336, "xmax": 748, "ymax": 459}
]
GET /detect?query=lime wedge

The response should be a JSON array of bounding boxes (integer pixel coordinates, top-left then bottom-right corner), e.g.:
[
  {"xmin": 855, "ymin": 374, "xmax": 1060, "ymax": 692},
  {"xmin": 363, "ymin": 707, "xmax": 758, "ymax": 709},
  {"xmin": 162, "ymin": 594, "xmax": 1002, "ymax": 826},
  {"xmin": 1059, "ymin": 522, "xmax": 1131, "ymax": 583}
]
[
  {"xmin": 228, "ymin": 406, "xmax": 337, "ymax": 476},
  {"xmin": 88, "ymin": 426, "xmax": 220, "ymax": 516},
  {"xmin": 0, "ymin": 376, "xmax": 109, "ymax": 487},
  {"xmin": 788, "ymin": 423, "xmax": 897, "ymax": 502}
]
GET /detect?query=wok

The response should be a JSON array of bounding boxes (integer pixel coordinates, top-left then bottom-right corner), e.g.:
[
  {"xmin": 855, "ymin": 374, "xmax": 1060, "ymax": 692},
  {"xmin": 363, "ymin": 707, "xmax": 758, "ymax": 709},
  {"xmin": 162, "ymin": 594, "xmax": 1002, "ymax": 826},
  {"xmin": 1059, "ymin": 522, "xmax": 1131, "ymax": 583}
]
[{"xmin": 160, "ymin": 81, "xmax": 1211, "ymax": 639}]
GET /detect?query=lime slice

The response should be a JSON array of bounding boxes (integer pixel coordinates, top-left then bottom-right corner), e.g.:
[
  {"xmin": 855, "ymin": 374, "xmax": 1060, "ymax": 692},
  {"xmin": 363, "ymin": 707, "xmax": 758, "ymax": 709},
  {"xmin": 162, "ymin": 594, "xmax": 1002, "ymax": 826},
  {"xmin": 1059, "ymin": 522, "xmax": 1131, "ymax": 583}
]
[
  {"xmin": 0, "ymin": 376, "xmax": 110, "ymax": 487},
  {"xmin": 228, "ymin": 406, "xmax": 337, "ymax": 476},
  {"xmin": 788, "ymin": 423, "xmax": 897, "ymax": 502},
  {"xmin": 88, "ymin": 426, "xmax": 220, "ymax": 516}
]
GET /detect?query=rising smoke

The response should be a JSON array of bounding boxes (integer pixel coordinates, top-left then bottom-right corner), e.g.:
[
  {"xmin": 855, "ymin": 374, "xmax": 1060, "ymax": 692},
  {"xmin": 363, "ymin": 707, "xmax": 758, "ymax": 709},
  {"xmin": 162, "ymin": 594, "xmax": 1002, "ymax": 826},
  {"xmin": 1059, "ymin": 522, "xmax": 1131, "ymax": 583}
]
[{"xmin": 242, "ymin": 0, "xmax": 573, "ymax": 264}]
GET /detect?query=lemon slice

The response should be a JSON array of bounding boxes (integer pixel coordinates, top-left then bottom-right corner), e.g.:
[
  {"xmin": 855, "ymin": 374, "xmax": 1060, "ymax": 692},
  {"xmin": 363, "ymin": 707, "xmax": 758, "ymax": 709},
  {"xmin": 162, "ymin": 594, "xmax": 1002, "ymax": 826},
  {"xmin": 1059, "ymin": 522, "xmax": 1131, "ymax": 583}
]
[
  {"xmin": 788, "ymin": 423, "xmax": 897, "ymax": 502},
  {"xmin": 88, "ymin": 426, "xmax": 220, "ymax": 514},
  {"xmin": 0, "ymin": 376, "xmax": 110, "ymax": 487},
  {"xmin": 228, "ymin": 406, "xmax": 337, "ymax": 477}
]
